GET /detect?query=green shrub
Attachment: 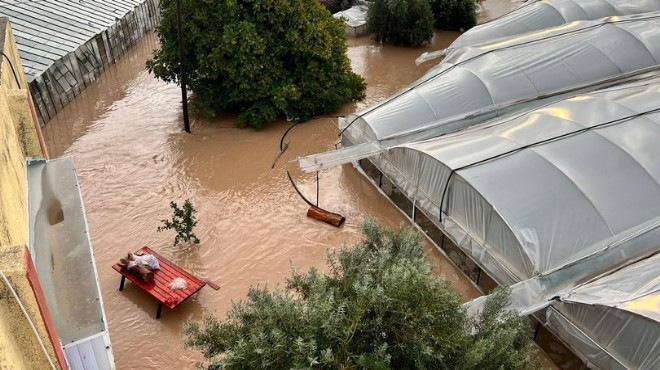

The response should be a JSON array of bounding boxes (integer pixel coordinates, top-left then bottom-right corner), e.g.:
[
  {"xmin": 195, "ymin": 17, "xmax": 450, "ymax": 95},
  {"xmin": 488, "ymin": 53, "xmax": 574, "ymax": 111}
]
[
  {"xmin": 430, "ymin": 0, "xmax": 478, "ymax": 31},
  {"xmin": 157, "ymin": 199, "xmax": 200, "ymax": 246},
  {"xmin": 366, "ymin": 0, "xmax": 435, "ymax": 47},
  {"xmin": 184, "ymin": 220, "xmax": 537, "ymax": 369},
  {"xmin": 319, "ymin": 0, "xmax": 352, "ymax": 14},
  {"xmin": 147, "ymin": 0, "xmax": 365, "ymax": 128}
]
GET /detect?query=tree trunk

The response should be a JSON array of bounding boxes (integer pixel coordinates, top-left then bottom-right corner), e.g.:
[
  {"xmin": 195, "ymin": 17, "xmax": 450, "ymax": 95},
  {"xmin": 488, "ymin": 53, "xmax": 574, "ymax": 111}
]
[{"xmin": 307, "ymin": 206, "xmax": 346, "ymax": 227}]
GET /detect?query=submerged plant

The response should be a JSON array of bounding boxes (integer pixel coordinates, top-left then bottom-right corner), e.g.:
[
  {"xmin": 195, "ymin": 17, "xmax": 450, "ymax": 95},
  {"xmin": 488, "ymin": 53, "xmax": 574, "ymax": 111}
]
[{"xmin": 157, "ymin": 199, "xmax": 200, "ymax": 246}]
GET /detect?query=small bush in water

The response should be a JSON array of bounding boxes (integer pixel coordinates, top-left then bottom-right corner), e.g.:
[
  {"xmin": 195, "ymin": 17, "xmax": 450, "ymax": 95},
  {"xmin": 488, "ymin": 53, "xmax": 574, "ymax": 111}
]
[{"xmin": 157, "ymin": 199, "xmax": 200, "ymax": 246}]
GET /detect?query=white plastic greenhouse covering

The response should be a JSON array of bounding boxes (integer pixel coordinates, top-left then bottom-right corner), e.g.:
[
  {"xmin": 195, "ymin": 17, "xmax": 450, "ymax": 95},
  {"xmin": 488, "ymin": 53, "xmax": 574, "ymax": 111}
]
[
  {"xmin": 545, "ymin": 253, "xmax": 659, "ymax": 369},
  {"xmin": 333, "ymin": 5, "xmax": 368, "ymax": 37},
  {"xmin": 300, "ymin": 12, "xmax": 660, "ymax": 172},
  {"xmin": 371, "ymin": 75, "xmax": 660, "ymax": 368},
  {"xmin": 373, "ymin": 75, "xmax": 660, "ymax": 284},
  {"xmin": 446, "ymin": 0, "xmax": 660, "ymax": 53}
]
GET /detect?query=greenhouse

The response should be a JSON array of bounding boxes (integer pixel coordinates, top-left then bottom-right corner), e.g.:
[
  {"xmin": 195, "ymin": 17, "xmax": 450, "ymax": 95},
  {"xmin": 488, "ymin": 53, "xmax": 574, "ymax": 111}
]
[
  {"xmin": 300, "ymin": 12, "xmax": 660, "ymax": 172},
  {"xmin": 368, "ymin": 76, "xmax": 660, "ymax": 368},
  {"xmin": 333, "ymin": 4, "xmax": 368, "ymax": 37},
  {"xmin": 447, "ymin": 0, "xmax": 660, "ymax": 52},
  {"xmin": 545, "ymin": 253, "xmax": 659, "ymax": 369},
  {"xmin": 373, "ymin": 75, "xmax": 660, "ymax": 282}
]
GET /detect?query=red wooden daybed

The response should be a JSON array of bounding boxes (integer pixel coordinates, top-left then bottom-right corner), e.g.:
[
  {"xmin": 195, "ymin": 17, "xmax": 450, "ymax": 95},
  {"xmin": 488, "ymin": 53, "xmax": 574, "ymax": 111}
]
[{"xmin": 112, "ymin": 247, "xmax": 206, "ymax": 318}]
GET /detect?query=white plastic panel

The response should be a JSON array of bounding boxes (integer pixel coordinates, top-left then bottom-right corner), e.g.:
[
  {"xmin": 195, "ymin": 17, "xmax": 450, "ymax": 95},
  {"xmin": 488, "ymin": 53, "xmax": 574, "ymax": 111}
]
[{"xmin": 64, "ymin": 333, "xmax": 114, "ymax": 370}]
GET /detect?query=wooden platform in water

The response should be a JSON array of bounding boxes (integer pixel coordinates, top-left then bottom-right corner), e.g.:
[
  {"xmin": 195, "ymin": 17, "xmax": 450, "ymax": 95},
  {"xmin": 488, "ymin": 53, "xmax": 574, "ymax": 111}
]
[{"xmin": 112, "ymin": 246, "xmax": 206, "ymax": 318}]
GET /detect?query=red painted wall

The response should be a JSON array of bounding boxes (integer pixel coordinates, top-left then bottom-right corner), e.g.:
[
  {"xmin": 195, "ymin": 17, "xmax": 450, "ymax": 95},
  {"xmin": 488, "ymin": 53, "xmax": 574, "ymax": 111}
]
[{"xmin": 24, "ymin": 247, "xmax": 68, "ymax": 370}]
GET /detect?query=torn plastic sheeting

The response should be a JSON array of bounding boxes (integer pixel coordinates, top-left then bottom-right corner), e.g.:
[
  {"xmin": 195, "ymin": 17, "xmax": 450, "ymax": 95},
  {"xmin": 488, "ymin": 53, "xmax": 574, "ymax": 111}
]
[
  {"xmin": 545, "ymin": 306, "xmax": 626, "ymax": 369},
  {"xmin": 297, "ymin": 141, "xmax": 381, "ymax": 173},
  {"xmin": 464, "ymin": 217, "xmax": 660, "ymax": 318},
  {"xmin": 547, "ymin": 297, "xmax": 660, "ymax": 369},
  {"xmin": 560, "ymin": 253, "xmax": 660, "ymax": 322},
  {"xmin": 415, "ymin": 49, "xmax": 447, "ymax": 65}
]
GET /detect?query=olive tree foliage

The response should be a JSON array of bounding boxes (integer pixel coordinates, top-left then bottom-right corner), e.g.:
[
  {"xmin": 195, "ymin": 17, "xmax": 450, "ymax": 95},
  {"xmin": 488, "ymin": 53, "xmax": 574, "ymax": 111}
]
[
  {"xmin": 366, "ymin": 0, "xmax": 435, "ymax": 47},
  {"xmin": 430, "ymin": 0, "xmax": 478, "ymax": 31},
  {"xmin": 147, "ymin": 0, "xmax": 366, "ymax": 128},
  {"xmin": 184, "ymin": 220, "xmax": 537, "ymax": 369}
]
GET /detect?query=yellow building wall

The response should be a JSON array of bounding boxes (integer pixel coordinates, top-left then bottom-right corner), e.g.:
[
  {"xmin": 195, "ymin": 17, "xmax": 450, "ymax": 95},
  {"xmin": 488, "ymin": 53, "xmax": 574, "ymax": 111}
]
[{"xmin": 0, "ymin": 19, "xmax": 59, "ymax": 369}]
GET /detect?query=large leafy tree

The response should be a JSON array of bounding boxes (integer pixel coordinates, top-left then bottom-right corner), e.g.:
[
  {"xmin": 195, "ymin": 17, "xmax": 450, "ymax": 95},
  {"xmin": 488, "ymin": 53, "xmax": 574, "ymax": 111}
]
[
  {"xmin": 184, "ymin": 220, "xmax": 537, "ymax": 369},
  {"xmin": 147, "ymin": 0, "xmax": 366, "ymax": 128}
]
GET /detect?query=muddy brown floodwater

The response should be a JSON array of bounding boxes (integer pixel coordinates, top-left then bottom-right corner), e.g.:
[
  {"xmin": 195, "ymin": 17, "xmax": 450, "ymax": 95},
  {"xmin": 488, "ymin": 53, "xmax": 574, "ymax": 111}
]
[{"xmin": 42, "ymin": 2, "xmax": 560, "ymax": 369}]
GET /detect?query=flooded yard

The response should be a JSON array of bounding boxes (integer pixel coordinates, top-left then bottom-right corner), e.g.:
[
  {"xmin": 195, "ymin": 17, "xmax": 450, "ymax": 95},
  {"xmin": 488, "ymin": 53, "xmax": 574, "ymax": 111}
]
[{"xmin": 41, "ymin": 1, "xmax": 559, "ymax": 368}]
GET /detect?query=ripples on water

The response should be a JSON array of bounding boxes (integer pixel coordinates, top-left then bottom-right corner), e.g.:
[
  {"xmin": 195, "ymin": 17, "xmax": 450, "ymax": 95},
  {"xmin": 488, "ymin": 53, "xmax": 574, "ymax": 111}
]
[{"xmin": 41, "ymin": 3, "xmax": 531, "ymax": 368}]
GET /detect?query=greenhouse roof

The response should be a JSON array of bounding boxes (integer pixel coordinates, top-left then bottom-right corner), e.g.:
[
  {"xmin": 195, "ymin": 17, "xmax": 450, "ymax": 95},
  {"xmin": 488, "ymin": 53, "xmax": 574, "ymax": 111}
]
[
  {"xmin": 447, "ymin": 0, "xmax": 660, "ymax": 51},
  {"xmin": 0, "ymin": 0, "xmax": 144, "ymax": 81},
  {"xmin": 349, "ymin": 12, "xmax": 660, "ymax": 141},
  {"xmin": 396, "ymin": 75, "xmax": 660, "ymax": 368},
  {"xmin": 377, "ymin": 74, "xmax": 660, "ymax": 282},
  {"xmin": 561, "ymin": 253, "xmax": 659, "ymax": 322},
  {"xmin": 301, "ymin": 13, "xmax": 660, "ymax": 172},
  {"xmin": 332, "ymin": 5, "xmax": 368, "ymax": 28}
]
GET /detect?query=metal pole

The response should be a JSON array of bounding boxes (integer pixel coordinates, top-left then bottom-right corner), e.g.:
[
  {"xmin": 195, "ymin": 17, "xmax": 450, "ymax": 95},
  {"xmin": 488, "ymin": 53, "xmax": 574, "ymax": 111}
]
[
  {"xmin": 533, "ymin": 321, "xmax": 542, "ymax": 341},
  {"xmin": 316, "ymin": 171, "xmax": 319, "ymax": 207},
  {"xmin": 412, "ymin": 198, "xmax": 416, "ymax": 223},
  {"xmin": 176, "ymin": 0, "xmax": 191, "ymax": 133}
]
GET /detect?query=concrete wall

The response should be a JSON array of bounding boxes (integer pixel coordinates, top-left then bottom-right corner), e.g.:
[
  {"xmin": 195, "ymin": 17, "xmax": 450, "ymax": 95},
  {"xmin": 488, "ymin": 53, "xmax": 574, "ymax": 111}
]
[
  {"xmin": 30, "ymin": 0, "xmax": 161, "ymax": 125},
  {"xmin": 0, "ymin": 18, "xmax": 61, "ymax": 369}
]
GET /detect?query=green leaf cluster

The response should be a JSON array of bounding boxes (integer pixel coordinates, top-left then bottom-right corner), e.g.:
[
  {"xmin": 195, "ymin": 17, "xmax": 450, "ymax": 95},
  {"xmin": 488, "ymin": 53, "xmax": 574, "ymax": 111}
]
[
  {"xmin": 147, "ymin": 0, "xmax": 366, "ymax": 128},
  {"xmin": 183, "ymin": 220, "xmax": 537, "ymax": 369},
  {"xmin": 366, "ymin": 0, "xmax": 478, "ymax": 47},
  {"xmin": 157, "ymin": 199, "xmax": 200, "ymax": 246},
  {"xmin": 430, "ymin": 0, "xmax": 478, "ymax": 31},
  {"xmin": 319, "ymin": 0, "xmax": 353, "ymax": 14},
  {"xmin": 367, "ymin": 0, "xmax": 435, "ymax": 47}
]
